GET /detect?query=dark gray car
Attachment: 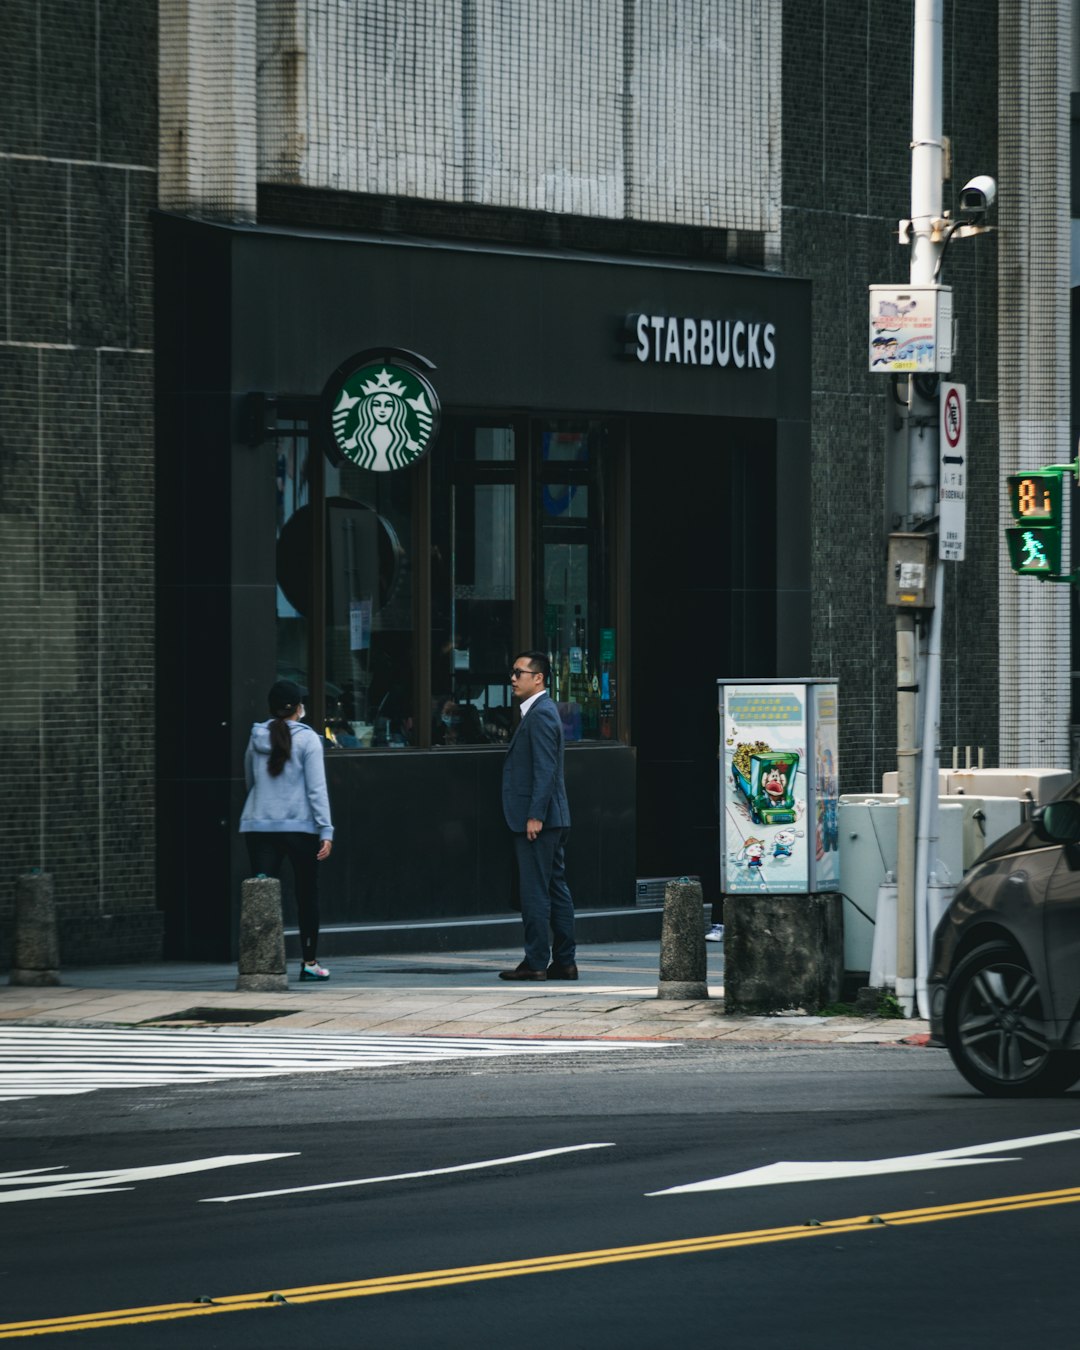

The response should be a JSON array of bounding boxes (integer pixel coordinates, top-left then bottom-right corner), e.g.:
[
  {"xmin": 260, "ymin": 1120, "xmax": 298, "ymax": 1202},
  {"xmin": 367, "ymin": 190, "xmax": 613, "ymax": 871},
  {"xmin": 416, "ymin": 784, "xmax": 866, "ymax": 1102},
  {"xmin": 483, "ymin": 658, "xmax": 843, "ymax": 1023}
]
[{"xmin": 929, "ymin": 794, "xmax": 1080, "ymax": 1097}]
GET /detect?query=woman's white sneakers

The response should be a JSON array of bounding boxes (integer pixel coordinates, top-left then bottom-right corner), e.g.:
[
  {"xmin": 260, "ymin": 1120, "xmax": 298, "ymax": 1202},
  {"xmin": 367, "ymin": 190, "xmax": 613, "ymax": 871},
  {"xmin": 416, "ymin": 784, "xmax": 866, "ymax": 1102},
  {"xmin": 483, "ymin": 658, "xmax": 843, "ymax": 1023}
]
[{"xmin": 300, "ymin": 960, "xmax": 330, "ymax": 981}]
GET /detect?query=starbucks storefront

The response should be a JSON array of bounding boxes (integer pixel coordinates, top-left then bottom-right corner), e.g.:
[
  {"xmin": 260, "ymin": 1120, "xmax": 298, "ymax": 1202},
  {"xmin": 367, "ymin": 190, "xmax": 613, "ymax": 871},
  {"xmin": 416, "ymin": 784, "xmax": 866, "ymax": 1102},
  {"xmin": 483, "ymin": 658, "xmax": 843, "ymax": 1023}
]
[{"xmin": 154, "ymin": 213, "xmax": 811, "ymax": 959}]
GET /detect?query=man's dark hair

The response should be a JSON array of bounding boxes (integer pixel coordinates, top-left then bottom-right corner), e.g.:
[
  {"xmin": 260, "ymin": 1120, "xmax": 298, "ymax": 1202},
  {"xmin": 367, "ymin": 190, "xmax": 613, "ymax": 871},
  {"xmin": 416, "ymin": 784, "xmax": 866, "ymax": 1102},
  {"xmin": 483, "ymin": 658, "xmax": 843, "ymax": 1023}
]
[{"xmin": 516, "ymin": 650, "xmax": 550, "ymax": 686}]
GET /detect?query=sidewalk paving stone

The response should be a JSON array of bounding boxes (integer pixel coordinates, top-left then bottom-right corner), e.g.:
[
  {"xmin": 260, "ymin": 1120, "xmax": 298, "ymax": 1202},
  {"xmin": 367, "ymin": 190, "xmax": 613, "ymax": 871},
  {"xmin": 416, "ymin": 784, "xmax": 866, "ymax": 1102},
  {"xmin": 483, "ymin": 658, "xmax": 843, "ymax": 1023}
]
[{"xmin": 0, "ymin": 942, "xmax": 932, "ymax": 1046}]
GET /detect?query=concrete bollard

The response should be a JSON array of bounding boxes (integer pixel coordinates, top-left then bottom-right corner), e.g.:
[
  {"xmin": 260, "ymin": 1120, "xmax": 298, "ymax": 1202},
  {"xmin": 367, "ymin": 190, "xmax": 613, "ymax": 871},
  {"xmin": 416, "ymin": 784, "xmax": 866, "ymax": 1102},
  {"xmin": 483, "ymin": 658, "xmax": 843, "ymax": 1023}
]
[
  {"xmin": 657, "ymin": 877, "xmax": 709, "ymax": 1000},
  {"xmin": 10, "ymin": 871, "xmax": 61, "ymax": 986},
  {"xmin": 237, "ymin": 876, "xmax": 288, "ymax": 992}
]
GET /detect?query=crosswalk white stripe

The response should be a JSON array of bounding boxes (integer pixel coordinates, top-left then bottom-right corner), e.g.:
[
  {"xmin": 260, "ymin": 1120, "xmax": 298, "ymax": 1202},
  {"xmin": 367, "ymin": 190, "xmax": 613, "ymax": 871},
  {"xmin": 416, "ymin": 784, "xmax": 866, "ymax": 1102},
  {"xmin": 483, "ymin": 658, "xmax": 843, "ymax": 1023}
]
[
  {"xmin": 0, "ymin": 1025, "xmax": 668, "ymax": 1105},
  {"xmin": 0, "ymin": 1029, "xmax": 647, "ymax": 1051}
]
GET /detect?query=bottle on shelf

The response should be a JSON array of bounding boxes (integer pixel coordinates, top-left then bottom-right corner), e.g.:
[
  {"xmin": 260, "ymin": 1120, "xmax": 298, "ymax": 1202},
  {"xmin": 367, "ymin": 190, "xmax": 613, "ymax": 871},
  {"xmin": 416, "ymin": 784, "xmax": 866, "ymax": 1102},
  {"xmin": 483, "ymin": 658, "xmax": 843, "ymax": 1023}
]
[{"xmin": 599, "ymin": 661, "xmax": 615, "ymax": 739}]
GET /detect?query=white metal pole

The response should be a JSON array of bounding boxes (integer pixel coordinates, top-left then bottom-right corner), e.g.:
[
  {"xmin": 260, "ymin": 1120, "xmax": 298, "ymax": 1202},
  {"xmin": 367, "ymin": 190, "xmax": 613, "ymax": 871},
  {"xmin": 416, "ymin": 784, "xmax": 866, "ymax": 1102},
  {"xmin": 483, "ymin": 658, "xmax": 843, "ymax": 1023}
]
[
  {"xmin": 915, "ymin": 559, "xmax": 944, "ymax": 1018},
  {"xmin": 896, "ymin": 0, "xmax": 944, "ymax": 1017},
  {"xmin": 909, "ymin": 0, "xmax": 944, "ymax": 288}
]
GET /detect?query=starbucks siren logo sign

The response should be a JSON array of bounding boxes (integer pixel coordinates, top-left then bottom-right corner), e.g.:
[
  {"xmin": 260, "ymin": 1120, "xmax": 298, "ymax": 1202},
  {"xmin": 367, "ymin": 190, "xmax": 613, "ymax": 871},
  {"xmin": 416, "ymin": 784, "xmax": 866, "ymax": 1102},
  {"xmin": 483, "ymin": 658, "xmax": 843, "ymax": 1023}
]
[{"xmin": 324, "ymin": 356, "xmax": 440, "ymax": 472}]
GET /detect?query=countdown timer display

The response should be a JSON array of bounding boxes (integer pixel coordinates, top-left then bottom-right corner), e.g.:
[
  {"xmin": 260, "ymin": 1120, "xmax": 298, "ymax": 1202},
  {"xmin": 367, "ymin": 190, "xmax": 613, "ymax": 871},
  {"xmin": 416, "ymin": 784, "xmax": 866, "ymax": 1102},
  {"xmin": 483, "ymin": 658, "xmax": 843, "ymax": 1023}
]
[{"xmin": 1007, "ymin": 472, "xmax": 1061, "ymax": 525}]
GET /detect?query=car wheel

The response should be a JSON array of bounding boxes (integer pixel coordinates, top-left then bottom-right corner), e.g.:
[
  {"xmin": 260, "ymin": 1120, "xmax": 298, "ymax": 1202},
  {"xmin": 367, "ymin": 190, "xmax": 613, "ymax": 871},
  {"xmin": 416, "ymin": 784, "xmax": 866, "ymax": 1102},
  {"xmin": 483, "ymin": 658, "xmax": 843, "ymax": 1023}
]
[{"xmin": 944, "ymin": 941, "xmax": 1080, "ymax": 1098}]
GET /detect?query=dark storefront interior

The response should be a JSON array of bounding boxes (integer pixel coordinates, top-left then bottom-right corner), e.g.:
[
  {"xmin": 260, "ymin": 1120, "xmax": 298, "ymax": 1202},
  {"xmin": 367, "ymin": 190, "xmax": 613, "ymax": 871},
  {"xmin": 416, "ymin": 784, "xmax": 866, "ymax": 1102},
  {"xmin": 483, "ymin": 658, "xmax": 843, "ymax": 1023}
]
[{"xmin": 154, "ymin": 214, "xmax": 810, "ymax": 959}]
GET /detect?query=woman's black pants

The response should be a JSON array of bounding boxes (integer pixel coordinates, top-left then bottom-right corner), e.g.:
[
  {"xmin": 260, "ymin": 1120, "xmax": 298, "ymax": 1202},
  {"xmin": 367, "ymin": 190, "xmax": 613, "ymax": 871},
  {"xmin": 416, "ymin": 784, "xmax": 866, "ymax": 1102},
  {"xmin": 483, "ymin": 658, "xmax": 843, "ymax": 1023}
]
[{"xmin": 246, "ymin": 832, "xmax": 321, "ymax": 964}]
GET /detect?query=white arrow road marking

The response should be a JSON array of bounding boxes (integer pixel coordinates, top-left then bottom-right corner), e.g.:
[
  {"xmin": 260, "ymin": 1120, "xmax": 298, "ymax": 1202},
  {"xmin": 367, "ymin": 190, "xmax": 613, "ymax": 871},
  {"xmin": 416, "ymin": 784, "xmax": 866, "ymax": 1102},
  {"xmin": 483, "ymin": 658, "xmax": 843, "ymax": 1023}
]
[
  {"xmin": 647, "ymin": 1128, "xmax": 1080, "ymax": 1195},
  {"xmin": 0, "ymin": 1154, "xmax": 298, "ymax": 1204},
  {"xmin": 202, "ymin": 1142, "xmax": 615, "ymax": 1204}
]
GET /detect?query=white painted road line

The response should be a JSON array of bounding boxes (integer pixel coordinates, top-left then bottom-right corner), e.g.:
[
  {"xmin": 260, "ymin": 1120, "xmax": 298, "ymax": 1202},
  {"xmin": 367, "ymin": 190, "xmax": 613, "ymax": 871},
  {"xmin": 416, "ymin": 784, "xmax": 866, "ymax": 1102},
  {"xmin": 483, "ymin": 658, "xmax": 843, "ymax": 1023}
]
[
  {"xmin": 202, "ymin": 1143, "xmax": 616, "ymax": 1204},
  {"xmin": 0, "ymin": 1155, "xmax": 299, "ymax": 1204},
  {"xmin": 0, "ymin": 1026, "xmax": 670, "ymax": 1104},
  {"xmin": 647, "ymin": 1129, "xmax": 1080, "ymax": 1194}
]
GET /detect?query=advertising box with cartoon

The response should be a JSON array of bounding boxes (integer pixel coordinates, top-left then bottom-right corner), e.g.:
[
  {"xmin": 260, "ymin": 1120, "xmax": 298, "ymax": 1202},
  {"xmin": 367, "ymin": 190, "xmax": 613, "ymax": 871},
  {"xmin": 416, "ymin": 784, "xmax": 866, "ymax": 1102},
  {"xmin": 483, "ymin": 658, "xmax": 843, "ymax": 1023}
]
[{"xmin": 718, "ymin": 680, "xmax": 839, "ymax": 895}]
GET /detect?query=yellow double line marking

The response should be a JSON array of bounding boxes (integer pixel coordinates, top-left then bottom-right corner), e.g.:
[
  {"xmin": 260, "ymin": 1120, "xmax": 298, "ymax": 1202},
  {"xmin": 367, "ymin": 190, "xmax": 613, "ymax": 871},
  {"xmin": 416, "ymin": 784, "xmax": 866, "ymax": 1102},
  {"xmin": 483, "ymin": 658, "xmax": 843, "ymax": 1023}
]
[{"xmin": 4, "ymin": 1183, "xmax": 1080, "ymax": 1339}]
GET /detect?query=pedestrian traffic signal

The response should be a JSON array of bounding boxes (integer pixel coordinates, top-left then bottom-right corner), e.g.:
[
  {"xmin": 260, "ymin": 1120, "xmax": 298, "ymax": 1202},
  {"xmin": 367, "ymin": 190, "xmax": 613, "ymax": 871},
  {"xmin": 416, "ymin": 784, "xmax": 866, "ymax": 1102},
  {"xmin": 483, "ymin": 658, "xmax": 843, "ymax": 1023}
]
[
  {"xmin": 1006, "ymin": 470, "xmax": 1064, "ymax": 579},
  {"xmin": 1005, "ymin": 524, "xmax": 1061, "ymax": 576}
]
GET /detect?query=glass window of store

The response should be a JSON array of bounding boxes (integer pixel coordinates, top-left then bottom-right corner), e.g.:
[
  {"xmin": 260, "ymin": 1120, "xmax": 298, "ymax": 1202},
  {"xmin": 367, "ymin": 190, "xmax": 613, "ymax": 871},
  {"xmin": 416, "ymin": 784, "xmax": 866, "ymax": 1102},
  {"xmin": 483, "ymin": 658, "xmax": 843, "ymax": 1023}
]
[
  {"xmin": 430, "ymin": 420, "xmax": 518, "ymax": 746},
  {"xmin": 275, "ymin": 412, "xmax": 620, "ymax": 749},
  {"xmin": 274, "ymin": 410, "xmax": 415, "ymax": 748},
  {"xmin": 274, "ymin": 419, "xmax": 311, "ymax": 695},
  {"xmin": 323, "ymin": 462, "xmax": 414, "ymax": 748},
  {"xmin": 535, "ymin": 421, "xmax": 619, "ymax": 742}
]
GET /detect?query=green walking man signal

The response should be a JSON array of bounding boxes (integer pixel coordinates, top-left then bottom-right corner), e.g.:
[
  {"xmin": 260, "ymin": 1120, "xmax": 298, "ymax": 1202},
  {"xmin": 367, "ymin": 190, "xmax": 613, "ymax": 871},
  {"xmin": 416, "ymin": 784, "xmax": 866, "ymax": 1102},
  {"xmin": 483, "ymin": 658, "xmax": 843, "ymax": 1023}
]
[{"xmin": 1005, "ymin": 461, "xmax": 1077, "ymax": 581}]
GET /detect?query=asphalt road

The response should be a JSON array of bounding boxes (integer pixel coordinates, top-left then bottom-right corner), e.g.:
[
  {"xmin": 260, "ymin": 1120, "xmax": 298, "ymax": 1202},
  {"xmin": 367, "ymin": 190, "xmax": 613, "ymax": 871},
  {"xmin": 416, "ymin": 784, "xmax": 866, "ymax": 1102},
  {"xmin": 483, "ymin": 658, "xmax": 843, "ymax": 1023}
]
[{"xmin": 2, "ymin": 1038, "xmax": 1078, "ymax": 1347}]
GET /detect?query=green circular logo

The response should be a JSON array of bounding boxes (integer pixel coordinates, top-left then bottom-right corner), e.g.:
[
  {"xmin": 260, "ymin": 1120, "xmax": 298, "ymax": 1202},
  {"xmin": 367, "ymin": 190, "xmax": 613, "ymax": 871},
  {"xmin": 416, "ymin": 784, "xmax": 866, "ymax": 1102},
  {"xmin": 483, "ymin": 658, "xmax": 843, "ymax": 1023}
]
[{"xmin": 326, "ymin": 358, "xmax": 440, "ymax": 472}]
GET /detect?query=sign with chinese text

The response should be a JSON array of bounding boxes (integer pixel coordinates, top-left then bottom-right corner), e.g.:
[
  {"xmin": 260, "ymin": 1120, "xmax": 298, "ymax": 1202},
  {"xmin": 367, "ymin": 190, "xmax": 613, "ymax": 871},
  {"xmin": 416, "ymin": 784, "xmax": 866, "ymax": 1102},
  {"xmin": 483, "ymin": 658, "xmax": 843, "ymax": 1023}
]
[{"xmin": 939, "ymin": 382, "xmax": 967, "ymax": 561}]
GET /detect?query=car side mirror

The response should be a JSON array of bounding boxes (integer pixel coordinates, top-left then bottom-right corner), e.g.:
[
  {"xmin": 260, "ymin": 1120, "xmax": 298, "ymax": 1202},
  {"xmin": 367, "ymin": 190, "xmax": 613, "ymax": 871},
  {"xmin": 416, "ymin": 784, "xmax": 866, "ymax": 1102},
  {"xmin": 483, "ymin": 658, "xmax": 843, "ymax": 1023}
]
[{"xmin": 1034, "ymin": 799, "xmax": 1080, "ymax": 845}]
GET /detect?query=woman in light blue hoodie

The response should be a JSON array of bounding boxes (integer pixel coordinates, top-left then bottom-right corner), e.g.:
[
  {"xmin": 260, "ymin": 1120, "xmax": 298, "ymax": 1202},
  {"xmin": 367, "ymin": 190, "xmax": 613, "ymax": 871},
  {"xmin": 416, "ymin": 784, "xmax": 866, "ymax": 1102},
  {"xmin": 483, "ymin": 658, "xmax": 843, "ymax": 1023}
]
[{"xmin": 240, "ymin": 680, "xmax": 334, "ymax": 982}]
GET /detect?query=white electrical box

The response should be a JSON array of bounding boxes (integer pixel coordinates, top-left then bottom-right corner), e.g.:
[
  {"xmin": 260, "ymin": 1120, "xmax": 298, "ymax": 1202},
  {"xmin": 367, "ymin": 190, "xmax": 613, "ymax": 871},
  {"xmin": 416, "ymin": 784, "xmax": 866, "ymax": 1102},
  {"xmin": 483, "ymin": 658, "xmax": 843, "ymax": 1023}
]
[
  {"xmin": 839, "ymin": 791, "xmax": 1028, "ymax": 975},
  {"xmin": 838, "ymin": 796, "xmax": 970, "ymax": 975},
  {"xmin": 881, "ymin": 768, "xmax": 1072, "ymax": 805},
  {"xmin": 946, "ymin": 768, "xmax": 1072, "ymax": 804},
  {"xmin": 869, "ymin": 284, "xmax": 953, "ymax": 373}
]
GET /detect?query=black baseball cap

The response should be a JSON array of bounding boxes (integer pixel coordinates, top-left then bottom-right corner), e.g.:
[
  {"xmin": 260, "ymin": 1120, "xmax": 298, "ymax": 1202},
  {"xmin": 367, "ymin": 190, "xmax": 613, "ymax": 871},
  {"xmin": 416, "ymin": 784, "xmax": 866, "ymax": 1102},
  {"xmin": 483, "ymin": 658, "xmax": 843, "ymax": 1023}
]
[{"xmin": 267, "ymin": 679, "xmax": 308, "ymax": 714}]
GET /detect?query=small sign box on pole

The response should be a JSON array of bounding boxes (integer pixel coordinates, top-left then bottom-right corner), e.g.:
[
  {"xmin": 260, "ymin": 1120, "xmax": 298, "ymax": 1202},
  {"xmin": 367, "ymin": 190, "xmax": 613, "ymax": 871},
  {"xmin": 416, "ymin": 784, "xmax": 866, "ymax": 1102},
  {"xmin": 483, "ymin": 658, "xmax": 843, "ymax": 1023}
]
[
  {"xmin": 717, "ymin": 680, "xmax": 839, "ymax": 895},
  {"xmin": 939, "ymin": 382, "xmax": 966, "ymax": 561},
  {"xmin": 868, "ymin": 284, "xmax": 953, "ymax": 373}
]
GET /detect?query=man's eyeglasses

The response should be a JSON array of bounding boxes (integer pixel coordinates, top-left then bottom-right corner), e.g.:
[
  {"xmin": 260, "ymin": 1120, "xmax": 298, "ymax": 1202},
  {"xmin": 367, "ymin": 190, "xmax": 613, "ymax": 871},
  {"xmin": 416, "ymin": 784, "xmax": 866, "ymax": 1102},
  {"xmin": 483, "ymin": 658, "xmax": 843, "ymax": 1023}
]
[{"xmin": 509, "ymin": 667, "xmax": 536, "ymax": 680}]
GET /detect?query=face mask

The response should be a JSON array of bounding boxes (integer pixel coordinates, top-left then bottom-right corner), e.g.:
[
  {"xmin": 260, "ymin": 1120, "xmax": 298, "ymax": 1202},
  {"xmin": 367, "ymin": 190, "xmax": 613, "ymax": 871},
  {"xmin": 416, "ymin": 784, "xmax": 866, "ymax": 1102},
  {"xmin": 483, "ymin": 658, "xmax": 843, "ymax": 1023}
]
[{"xmin": 442, "ymin": 714, "xmax": 462, "ymax": 727}]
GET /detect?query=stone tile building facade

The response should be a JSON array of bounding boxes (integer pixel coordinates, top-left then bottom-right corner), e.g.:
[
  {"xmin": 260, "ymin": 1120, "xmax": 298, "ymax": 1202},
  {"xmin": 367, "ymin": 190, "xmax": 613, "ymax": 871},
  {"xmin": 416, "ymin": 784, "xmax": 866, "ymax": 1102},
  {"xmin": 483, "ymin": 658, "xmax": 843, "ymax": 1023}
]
[
  {"xmin": 1, "ymin": 1, "xmax": 161, "ymax": 964},
  {"xmin": 2, "ymin": 0, "xmax": 1059, "ymax": 965}
]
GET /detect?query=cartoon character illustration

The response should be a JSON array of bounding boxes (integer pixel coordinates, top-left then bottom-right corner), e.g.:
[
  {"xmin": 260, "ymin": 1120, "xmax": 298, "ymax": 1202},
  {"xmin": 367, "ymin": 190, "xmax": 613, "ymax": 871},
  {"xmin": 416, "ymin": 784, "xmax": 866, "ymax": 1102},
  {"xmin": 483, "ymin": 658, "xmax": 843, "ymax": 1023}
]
[
  {"xmin": 740, "ymin": 837, "xmax": 766, "ymax": 872},
  {"xmin": 876, "ymin": 298, "xmax": 917, "ymax": 322},
  {"xmin": 762, "ymin": 766, "xmax": 788, "ymax": 804},
  {"xmin": 772, "ymin": 828, "xmax": 798, "ymax": 860},
  {"xmin": 896, "ymin": 338, "xmax": 936, "ymax": 369},
  {"xmin": 871, "ymin": 335, "xmax": 898, "ymax": 366},
  {"xmin": 823, "ymin": 797, "xmax": 839, "ymax": 852},
  {"xmin": 731, "ymin": 743, "xmax": 800, "ymax": 825}
]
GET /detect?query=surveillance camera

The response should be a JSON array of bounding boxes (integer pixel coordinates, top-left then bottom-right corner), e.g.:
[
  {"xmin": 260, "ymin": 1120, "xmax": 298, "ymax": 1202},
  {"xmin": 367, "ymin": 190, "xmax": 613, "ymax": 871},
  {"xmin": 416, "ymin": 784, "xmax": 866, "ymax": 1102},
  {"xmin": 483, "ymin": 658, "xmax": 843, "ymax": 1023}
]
[{"xmin": 959, "ymin": 174, "xmax": 997, "ymax": 217}]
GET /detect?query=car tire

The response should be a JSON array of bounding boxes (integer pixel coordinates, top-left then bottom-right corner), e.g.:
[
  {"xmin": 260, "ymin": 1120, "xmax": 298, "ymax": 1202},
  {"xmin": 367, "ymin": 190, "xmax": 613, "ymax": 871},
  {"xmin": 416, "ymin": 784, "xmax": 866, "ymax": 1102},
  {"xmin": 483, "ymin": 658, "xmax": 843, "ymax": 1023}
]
[{"xmin": 943, "ymin": 941, "xmax": 1080, "ymax": 1098}]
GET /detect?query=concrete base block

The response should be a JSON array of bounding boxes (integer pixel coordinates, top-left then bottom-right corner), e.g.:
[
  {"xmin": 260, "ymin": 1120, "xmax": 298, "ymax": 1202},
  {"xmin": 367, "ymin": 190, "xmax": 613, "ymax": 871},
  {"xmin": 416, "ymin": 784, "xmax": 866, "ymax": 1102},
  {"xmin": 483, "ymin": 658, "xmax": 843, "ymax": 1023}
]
[
  {"xmin": 723, "ymin": 892, "xmax": 843, "ymax": 1015},
  {"xmin": 657, "ymin": 980, "xmax": 709, "ymax": 1000},
  {"xmin": 9, "ymin": 967, "xmax": 62, "ymax": 987},
  {"xmin": 10, "ymin": 872, "xmax": 61, "ymax": 986},
  {"xmin": 657, "ymin": 878, "xmax": 709, "ymax": 1000},
  {"xmin": 236, "ymin": 972, "xmax": 289, "ymax": 992}
]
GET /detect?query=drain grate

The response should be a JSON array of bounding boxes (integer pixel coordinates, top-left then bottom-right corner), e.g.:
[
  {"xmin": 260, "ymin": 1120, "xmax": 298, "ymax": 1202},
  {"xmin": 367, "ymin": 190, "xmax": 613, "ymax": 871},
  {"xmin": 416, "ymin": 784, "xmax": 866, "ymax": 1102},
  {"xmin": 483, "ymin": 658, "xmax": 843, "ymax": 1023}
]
[{"xmin": 140, "ymin": 1007, "xmax": 292, "ymax": 1026}]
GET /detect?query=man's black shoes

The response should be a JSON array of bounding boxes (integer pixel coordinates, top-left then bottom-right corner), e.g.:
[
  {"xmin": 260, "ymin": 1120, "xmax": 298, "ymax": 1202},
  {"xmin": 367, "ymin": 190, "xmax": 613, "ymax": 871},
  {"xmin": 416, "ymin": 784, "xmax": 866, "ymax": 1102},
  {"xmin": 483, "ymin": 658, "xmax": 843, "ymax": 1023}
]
[
  {"xmin": 546, "ymin": 963, "xmax": 579, "ymax": 980},
  {"xmin": 499, "ymin": 962, "xmax": 547, "ymax": 981}
]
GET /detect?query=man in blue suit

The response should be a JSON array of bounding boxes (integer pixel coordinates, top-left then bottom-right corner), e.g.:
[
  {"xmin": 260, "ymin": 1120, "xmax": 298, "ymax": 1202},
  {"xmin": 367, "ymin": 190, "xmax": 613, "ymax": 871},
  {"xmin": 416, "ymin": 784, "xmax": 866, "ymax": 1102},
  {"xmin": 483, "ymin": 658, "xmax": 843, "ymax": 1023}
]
[{"xmin": 499, "ymin": 650, "xmax": 577, "ymax": 981}]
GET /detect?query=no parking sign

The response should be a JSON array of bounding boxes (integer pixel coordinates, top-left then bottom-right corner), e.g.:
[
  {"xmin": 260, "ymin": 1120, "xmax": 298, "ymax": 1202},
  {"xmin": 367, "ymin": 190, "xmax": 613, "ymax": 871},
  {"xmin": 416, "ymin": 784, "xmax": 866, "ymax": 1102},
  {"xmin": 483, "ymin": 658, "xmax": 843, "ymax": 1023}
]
[{"xmin": 939, "ymin": 383, "xmax": 966, "ymax": 561}]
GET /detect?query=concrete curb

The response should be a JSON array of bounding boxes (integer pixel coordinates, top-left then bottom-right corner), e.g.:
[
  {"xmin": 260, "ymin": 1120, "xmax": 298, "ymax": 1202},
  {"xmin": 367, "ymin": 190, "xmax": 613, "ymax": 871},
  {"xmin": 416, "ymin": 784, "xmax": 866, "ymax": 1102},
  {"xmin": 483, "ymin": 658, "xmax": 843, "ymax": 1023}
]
[{"xmin": 0, "ymin": 983, "xmax": 931, "ymax": 1045}]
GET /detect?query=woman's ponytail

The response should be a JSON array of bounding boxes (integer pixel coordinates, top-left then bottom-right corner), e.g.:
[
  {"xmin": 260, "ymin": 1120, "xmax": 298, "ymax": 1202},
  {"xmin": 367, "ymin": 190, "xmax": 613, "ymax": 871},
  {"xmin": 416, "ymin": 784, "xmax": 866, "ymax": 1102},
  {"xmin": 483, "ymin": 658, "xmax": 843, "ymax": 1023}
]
[
  {"xmin": 268, "ymin": 715, "xmax": 293, "ymax": 777},
  {"xmin": 264, "ymin": 680, "xmax": 305, "ymax": 777}
]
